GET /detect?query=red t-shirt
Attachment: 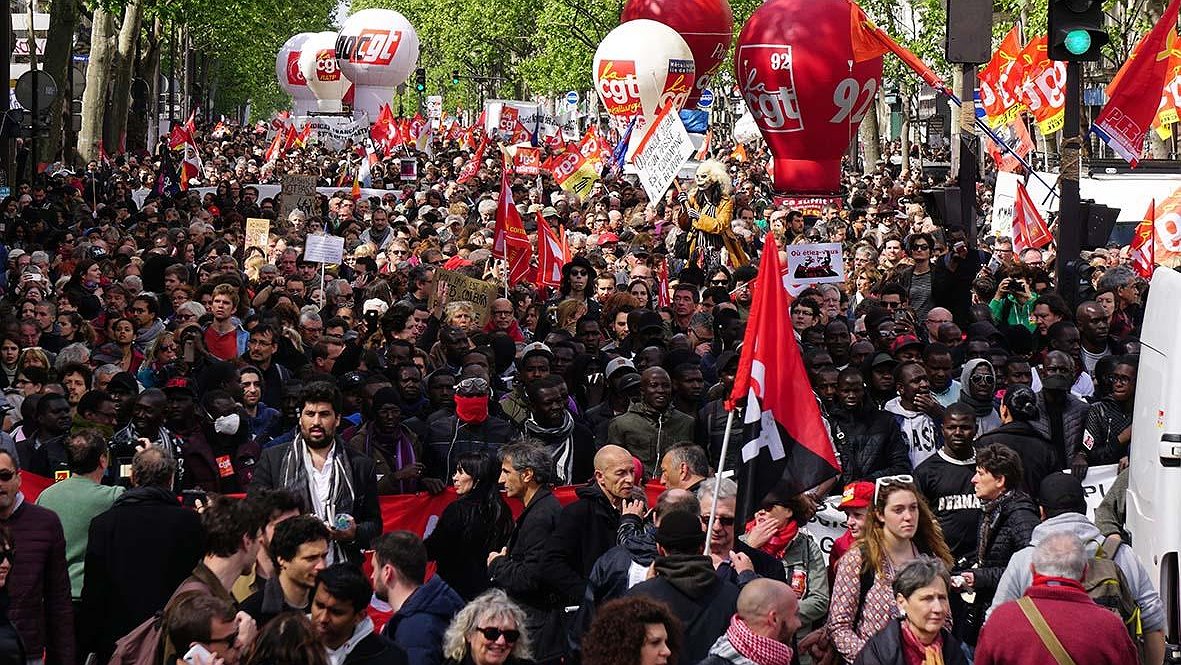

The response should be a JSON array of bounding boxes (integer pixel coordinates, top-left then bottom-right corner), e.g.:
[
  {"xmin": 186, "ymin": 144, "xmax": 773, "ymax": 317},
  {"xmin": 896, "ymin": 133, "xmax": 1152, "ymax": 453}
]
[{"xmin": 204, "ymin": 325, "xmax": 239, "ymax": 361}]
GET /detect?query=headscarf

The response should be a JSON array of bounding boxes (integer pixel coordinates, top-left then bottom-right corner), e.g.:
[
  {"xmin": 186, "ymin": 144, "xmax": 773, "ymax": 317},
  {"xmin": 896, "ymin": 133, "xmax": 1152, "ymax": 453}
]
[{"xmin": 958, "ymin": 358, "xmax": 996, "ymax": 418}]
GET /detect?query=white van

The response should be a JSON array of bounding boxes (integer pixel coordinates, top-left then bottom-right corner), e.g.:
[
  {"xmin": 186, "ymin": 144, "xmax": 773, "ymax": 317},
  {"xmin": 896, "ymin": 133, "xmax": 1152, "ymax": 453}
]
[{"xmin": 1129, "ymin": 266, "xmax": 1181, "ymax": 656}]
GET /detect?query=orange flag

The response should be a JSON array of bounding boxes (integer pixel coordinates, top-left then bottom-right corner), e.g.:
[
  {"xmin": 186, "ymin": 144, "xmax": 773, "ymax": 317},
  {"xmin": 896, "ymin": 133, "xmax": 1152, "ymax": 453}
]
[
  {"xmin": 979, "ymin": 26, "xmax": 1024, "ymax": 127},
  {"xmin": 849, "ymin": 1, "xmax": 947, "ymax": 93},
  {"xmin": 1131, "ymin": 199, "xmax": 1156, "ymax": 279}
]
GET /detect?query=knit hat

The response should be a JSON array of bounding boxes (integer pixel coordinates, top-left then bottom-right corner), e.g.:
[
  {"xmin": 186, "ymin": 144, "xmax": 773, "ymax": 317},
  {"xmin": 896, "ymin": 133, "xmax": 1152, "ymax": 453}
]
[
  {"xmin": 656, "ymin": 510, "xmax": 706, "ymax": 551},
  {"xmin": 372, "ymin": 386, "xmax": 401, "ymax": 411},
  {"xmin": 1038, "ymin": 472, "xmax": 1087, "ymax": 513}
]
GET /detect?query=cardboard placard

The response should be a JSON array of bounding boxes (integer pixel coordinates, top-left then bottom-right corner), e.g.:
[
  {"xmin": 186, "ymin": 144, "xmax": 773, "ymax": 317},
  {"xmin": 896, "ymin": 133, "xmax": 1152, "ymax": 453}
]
[
  {"xmin": 428, "ymin": 267, "xmax": 499, "ymax": 326},
  {"xmin": 304, "ymin": 233, "xmax": 345, "ymax": 264},
  {"xmin": 632, "ymin": 105, "xmax": 695, "ymax": 203},
  {"xmin": 783, "ymin": 243, "xmax": 844, "ymax": 284},
  {"xmin": 278, "ymin": 174, "xmax": 318, "ymax": 223},
  {"xmin": 244, "ymin": 218, "xmax": 270, "ymax": 251}
]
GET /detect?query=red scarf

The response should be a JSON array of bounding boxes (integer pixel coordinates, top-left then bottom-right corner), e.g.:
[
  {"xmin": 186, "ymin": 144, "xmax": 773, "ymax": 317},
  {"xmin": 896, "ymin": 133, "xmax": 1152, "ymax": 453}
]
[
  {"xmin": 483, "ymin": 317, "xmax": 525, "ymax": 343},
  {"xmin": 743, "ymin": 518, "xmax": 799, "ymax": 559},
  {"xmin": 725, "ymin": 615, "xmax": 792, "ymax": 665},
  {"xmin": 900, "ymin": 620, "xmax": 945, "ymax": 665}
]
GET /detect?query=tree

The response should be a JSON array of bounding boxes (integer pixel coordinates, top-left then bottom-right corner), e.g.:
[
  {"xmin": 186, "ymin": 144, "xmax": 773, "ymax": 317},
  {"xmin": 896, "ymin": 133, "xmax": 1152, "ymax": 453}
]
[{"xmin": 78, "ymin": 7, "xmax": 116, "ymax": 163}]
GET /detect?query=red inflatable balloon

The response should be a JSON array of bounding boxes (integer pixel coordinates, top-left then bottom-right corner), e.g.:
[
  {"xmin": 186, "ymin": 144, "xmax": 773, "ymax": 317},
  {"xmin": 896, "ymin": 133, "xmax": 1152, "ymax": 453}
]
[
  {"xmin": 621, "ymin": 0, "xmax": 733, "ymax": 107},
  {"xmin": 735, "ymin": 0, "xmax": 882, "ymax": 194}
]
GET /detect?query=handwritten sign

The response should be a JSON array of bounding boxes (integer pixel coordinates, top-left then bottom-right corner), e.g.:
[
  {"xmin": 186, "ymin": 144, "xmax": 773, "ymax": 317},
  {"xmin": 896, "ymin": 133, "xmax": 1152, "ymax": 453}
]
[
  {"xmin": 428, "ymin": 268, "xmax": 499, "ymax": 326},
  {"xmin": 278, "ymin": 174, "xmax": 318, "ymax": 223},
  {"xmin": 304, "ymin": 233, "xmax": 345, "ymax": 264},
  {"xmin": 632, "ymin": 105, "xmax": 694, "ymax": 203},
  {"xmin": 244, "ymin": 218, "xmax": 270, "ymax": 251}
]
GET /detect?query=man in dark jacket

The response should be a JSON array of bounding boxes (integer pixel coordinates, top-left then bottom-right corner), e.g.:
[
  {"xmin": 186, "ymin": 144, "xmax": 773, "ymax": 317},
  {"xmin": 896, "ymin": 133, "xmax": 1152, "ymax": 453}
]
[
  {"xmin": 312, "ymin": 564, "xmax": 408, "ymax": 665},
  {"xmin": 0, "ymin": 449, "xmax": 74, "ymax": 665},
  {"xmin": 421, "ymin": 376, "xmax": 517, "ymax": 484},
  {"xmin": 1034, "ymin": 351, "xmax": 1090, "ymax": 471},
  {"xmin": 698, "ymin": 478, "xmax": 787, "ymax": 584},
  {"xmin": 829, "ymin": 367, "xmax": 912, "ymax": 488},
  {"xmin": 372, "ymin": 532, "xmax": 463, "ymax": 665},
  {"xmin": 81, "ymin": 447, "xmax": 203, "ymax": 662},
  {"xmin": 241, "ymin": 515, "xmax": 329, "ymax": 627},
  {"xmin": 488, "ymin": 443, "xmax": 565, "ymax": 662},
  {"xmin": 627, "ymin": 510, "xmax": 739, "ymax": 664},
  {"xmin": 249, "ymin": 381, "xmax": 381, "ymax": 565},
  {"xmin": 542, "ymin": 445, "xmax": 634, "ymax": 604},
  {"xmin": 521, "ymin": 375, "xmax": 595, "ymax": 485},
  {"xmin": 608, "ymin": 367, "xmax": 695, "ymax": 476}
]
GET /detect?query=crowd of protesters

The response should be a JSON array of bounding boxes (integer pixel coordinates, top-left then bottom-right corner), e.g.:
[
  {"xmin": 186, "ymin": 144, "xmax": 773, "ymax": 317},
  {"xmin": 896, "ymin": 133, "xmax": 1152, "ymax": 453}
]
[{"xmin": 0, "ymin": 115, "xmax": 1162, "ymax": 665}]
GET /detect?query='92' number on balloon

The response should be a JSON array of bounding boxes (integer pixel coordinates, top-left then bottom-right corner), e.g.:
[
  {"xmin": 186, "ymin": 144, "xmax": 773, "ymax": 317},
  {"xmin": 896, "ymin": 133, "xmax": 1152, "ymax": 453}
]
[
  {"xmin": 830, "ymin": 78, "xmax": 877, "ymax": 124},
  {"xmin": 769, "ymin": 52, "xmax": 791, "ymax": 70}
]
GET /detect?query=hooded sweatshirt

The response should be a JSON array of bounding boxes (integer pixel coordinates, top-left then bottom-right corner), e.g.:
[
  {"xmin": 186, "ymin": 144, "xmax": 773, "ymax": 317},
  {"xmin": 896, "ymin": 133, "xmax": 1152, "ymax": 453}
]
[
  {"xmin": 627, "ymin": 553, "xmax": 739, "ymax": 664},
  {"xmin": 985, "ymin": 512, "xmax": 1165, "ymax": 632},
  {"xmin": 884, "ymin": 397, "xmax": 941, "ymax": 468},
  {"xmin": 956, "ymin": 358, "xmax": 1002, "ymax": 436}
]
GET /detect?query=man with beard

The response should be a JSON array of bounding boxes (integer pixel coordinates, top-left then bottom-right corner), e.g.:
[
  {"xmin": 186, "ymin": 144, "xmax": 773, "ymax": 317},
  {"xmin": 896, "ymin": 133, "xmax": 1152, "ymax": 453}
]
[
  {"xmin": 250, "ymin": 381, "xmax": 381, "ymax": 566},
  {"xmin": 828, "ymin": 367, "xmax": 911, "ymax": 489},
  {"xmin": 523, "ymin": 375, "xmax": 595, "ymax": 485},
  {"xmin": 1034, "ymin": 351, "xmax": 1090, "ymax": 471},
  {"xmin": 348, "ymin": 387, "xmax": 442, "ymax": 495},
  {"xmin": 372, "ymin": 531, "xmax": 464, "ymax": 665},
  {"xmin": 913, "ymin": 402, "xmax": 981, "ymax": 560},
  {"xmin": 241, "ymin": 515, "xmax": 329, "ymax": 627},
  {"xmin": 16, "ymin": 393, "xmax": 72, "ymax": 477},
  {"xmin": 884, "ymin": 361, "xmax": 943, "ymax": 468},
  {"xmin": 608, "ymin": 367, "xmax": 694, "ymax": 476},
  {"xmin": 1076, "ymin": 301, "xmax": 1114, "ymax": 374},
  {"xmin": 243, "ymin": 323, "xmax": 294, "ymax": 409},
  {"xmin": 108, "ymin": 388, "xmax": 187, "ymax": 487}
]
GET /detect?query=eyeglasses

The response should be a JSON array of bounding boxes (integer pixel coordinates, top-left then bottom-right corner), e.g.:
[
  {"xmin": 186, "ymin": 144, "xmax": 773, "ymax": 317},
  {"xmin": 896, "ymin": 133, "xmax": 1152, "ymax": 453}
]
[
  {"xmin": 700, "ymin": 514, "xmax": 735, "ymax": 527},
  {"xmin": 475, "ymin": 627, "xmax": 520, "ymax": 643},
  {"xmin": 0, "ymin": 469, "xmax": 16, "ymax": 482},
  {"xmin": 1111, "ymin": 374, "xmax": 1135, "ymax": 385},
  {"xmin": 873, "ymin": 474, "xmax": 914, "ymax": 503},
  {"xmin": 969, "ymin": 374, "xmax": 995, "ymax": 386},
  {"xmin": 160, "ymin": 344, "xmax": 178, "ymax": 352},
  {"xmin": 207, "ymin": 630, "xmax": 239, "ymax": 648},
  {"xmin": 492, "ymin": 310, "xmax": 514, "ymax": 317}
]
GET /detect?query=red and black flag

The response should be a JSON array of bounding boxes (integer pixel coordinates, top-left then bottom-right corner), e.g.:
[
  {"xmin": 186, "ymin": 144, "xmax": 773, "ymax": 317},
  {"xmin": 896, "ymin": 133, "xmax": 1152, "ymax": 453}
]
[{"xmin": 726, "ymin": 233, "xmax": 839, "ymax": 523}]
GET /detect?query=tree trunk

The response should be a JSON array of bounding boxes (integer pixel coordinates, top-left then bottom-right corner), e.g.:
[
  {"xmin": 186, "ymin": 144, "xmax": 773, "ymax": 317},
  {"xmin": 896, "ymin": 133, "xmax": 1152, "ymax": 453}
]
[
  {"xmin": 860, "ymin": 89, "xmax": 882, "ymax": 174},
  {"xmin": 129, "ymin": 18, "xmax": 160, "ymax": 153},
  {"xmin": 78, "ymin": 7, "xmax": 115, "ymax": 163},
  {"xmin": 899, "ymin": 83, "xmax": 913, "ymax": 178},
  {"xmin": 39, "ymin": 0, "xmax": 78, "ymax": 164},
  {"xmin": 107, "ymin": 0, "xmax": 142, "ymax": 155}
]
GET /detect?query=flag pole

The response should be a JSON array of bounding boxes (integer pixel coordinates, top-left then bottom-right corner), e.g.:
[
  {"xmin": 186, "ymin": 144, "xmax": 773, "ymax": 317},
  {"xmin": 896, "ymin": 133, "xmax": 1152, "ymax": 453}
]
[{"xmin": 704, "ymin": 409, "xmax": 738, "ymax": 556}]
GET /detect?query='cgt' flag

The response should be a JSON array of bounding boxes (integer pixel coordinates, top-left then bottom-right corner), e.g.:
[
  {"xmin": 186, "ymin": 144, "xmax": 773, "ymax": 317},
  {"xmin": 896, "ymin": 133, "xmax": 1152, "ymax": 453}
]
[
  {"xmin": 726, "ymin": 233, "xmax": 839, "ymax": 523},
  {"xmin": 1015, "ymin": 36, "xmax": 1066, "ymax": 135},
  {"xmin": 1012, "ymin": 181, "xmax": 1053, "ymax": 254},
  {"xmin": 492, "ymin": 164, "xmax": 533, "ymax": 285},
  {"xmin": 1093, "ymin": 0, "xmax": 1181, "ymax": 166},
  {"xmin": 1131, "ymin": 199, "xmax": 1156, "ymax": 279},
  {"xmin": 535, "ymin": 212, "xmax": 566, "ymax": 290},
  {"xmin": 979, "ymin": 25, "xmax": 1024, "ymax": 127}
]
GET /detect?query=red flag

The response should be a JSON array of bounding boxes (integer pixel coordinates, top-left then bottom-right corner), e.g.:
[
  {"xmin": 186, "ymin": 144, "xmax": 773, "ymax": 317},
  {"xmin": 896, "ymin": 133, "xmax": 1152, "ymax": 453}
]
[
  {"xmin": 370, "ymin": 104, "xmax": 392, "ymax": 147},
  {"xmin": 1131, "ymin": 199, "xmax": 1156, "ymax": 279},
  {"xmin": 492, "ymin": 166, "xmax": 533, "ymax": 285},
  {"xmin": 351, "ymin": 172, "xmax": 361, "ymax": 201},
  {"xmin": 264, "ymin": 130, "xmax": 284, "ymax": 163},
  {"xmin": 282, "ymin": 124, "xmax": 298, "ymax": 151},
  {"xmin": 183, "ymin": 110, "xmax": 196, "ymax": 137},
  {"xmin": 729, "ymin": 144, "xmax": 748, "ymax": 162},
  {"xmin": 726, "ymin": 233, "xmax": 839, "ymax": 512},
  {"xmin": 535, "ymin": 212, "xmax": 565, "ymax": 289},
  {"xmin": 979, "ymin": 26, "xmax": 1024, "ymax": 126},
  {"xmin": 656, "ymin": 261, "xmax": 670, "ymax": 308},
  {"xmin": 457, "ymin": 136, "xmax": 489, "ymax": 185},
  {"xmin": 295, "ymin": 123, "xmax": 313, "ymax": 149},
  {"xmin": 168, "ymin": 124, "xmax": 190, "ymax": 151},
  {"xmin": 1094, "ymin": 0, "xmax": 1181, "ymax": 166},
  {"xmin": 1012, "ymin": 181, "xmax": 1053, "ymax": 254},
  {"xmin": 849, "ymin": 1, "xmax": 948, "ymax": 93}
]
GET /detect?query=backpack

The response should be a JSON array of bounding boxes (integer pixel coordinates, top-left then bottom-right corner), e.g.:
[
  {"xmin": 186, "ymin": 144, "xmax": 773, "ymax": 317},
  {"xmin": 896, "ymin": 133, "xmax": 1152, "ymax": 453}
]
[
  {"xmin": 106, "ymin": 611, "xmax": 164, "ymax": 665},
  {"xmin": 1083, "ymin": 535, "xmax": 1143, "ymax": 643}
]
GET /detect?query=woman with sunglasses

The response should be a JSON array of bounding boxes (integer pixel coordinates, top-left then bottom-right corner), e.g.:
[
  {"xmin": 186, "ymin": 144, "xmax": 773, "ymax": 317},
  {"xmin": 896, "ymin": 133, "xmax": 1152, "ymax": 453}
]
[
  {"xmin": 0, "ymin": 525, "xmax": 23, "ymax": 665},
  {"xmin": 828, "ymin": 476, "xmax": 952, "ymax": 662},
  {"xmin": 136, "ymin": 332, "xmax": 179, "ymax": 389},
  {"xmin": 955, "ymin": 359, "xmax": 1001, "ymax": 436},
  {"xmin": 442, "ymin": 588, "xmax": 533, "ymax": 665}
]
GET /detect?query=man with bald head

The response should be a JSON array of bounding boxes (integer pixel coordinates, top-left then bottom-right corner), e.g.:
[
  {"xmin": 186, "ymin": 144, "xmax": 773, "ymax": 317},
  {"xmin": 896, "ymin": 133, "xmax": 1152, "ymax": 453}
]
[
  {"xmin": 487, "ymin": 298, "xmax": 521, "ymax": 339},
  {"xmin": 608, "ymin": 367, "xmax": 695, "ymax": 476},
  {"xmin": 924, "ymin": 307, "xmax": 954, "ymax": 341},
  {"xmin": 1075, "ymin": 300, "xmax": 1113, "ymax": 374},
  {"xmin": 701, "ymin": 578, "xmax": 802, "ymax": 665},
  {"xmin": 542, "ymin": 445, "xmax": 636, "ymax": 604}
]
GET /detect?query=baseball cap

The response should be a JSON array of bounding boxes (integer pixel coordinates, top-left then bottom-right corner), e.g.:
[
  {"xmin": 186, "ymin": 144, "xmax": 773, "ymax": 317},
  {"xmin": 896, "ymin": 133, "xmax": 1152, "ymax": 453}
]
[
  {"xmin": 598, "ymin": 232, "xmax": 620, "ymax": 245},
  {"xmin": 163, "ymin": 375, "xmax": 196, "ymax": 398},
  {"xmin": 1038, "ymin": 472, "xmax": 1087, "ymax": 512},
  {"xmin": 838, "ymin": 481, "xmax": 874, "ymax": 510},
  {"xmin": 106, "ymin": 372, "xmax": 140, "ymax": 396},
  {"xmin": 870, "ymin": 353, "xmax": 898, "ymax": 369},
  {"xmin": 605, "ymin": 357, "xmax": 636, "ymax": 380},
  {"xmin": 890, "ymin": 335, "xmax": 923, "ymax": 356},
  {"xmin": 520, "ymin": 342, "xmax": 554, "ymax": 362},
  {"xmin": 617, "ymin": 372, "xmax": 642, "ymax": 394},
  {"xmin": 541, "ymin": 206, "xmax": 559, "ymax": 219}
]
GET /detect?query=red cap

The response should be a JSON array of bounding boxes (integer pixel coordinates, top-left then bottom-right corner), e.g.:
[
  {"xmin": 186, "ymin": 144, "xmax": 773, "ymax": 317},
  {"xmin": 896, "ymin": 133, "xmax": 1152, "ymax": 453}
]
[
  {"xmin": 890, "ymin": 334, "xmax": 923, "ymax": 355},
  {"xmin": 598, "ymin": 232, "xmax": 619, "ymax": 245},
  {"xmin": 838, "ymin": 481, "xmax": 874, "ymax": 510},
  {"xmin": 442, "ymin": 255, "xmax": 472, "ymax": 271}
]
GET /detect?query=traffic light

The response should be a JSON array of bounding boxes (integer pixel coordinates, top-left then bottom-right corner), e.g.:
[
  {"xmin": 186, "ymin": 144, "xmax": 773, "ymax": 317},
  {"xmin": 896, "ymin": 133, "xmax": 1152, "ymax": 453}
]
[
  {"xmin": 414, "ymin": 68, "xmax": 426, "ymax": 92},
  {"xmin": 1048, "ymin": 0, "xmax": 1109, "ymax": 61},
  {"xmin": 450, "ymin": 70, "xmax": 460, "ymax": 85}
]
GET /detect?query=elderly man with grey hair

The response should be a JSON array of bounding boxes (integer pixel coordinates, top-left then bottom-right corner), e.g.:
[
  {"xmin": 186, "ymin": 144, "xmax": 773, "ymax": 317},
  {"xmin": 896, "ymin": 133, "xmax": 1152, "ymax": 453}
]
[
  {"xmin": 697, "ymin": 477, "xmax": 787, "ymax": 585},
  {"xmin": 975, "ymin": 532, "xmax": 1140, "ymax": 664}
]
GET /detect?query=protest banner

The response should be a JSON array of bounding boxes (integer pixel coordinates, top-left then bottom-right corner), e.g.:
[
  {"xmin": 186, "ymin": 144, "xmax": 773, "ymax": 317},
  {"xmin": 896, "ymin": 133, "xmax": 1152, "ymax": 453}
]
[
  {"xmin": 278, "ymin": 174, "xmax": 318, "ymax": 222},
  {"xmin": 783, "ymin": 243, "xmax": 844, "ymax": 284},
  {"xmin": 298, "ymin": 115, "xmax": 369, "ymax": 150},
  {"xmin": 545, "ymin": 150, "xmax": 599, "ymax": 199},
  {"xmin": 429, "ymin": 267, "xmax": 500, "ymax": 326},
  {"xmin": 632, "ymin": 104, "xmax": 695, "ymax": 202},
  {"xmin": 304, "ymin": 233, "xmax": 346, "ymax": 264},
  {"xmin": 773, "ymin": 195, "xmax": 842, "ymax": 218},
  {"xmin": 514, "ymin": 147, "xmax": 541, "ymax": 176},
  {"xmin": 244, "ymin": 218, "xmax": 270, "ymax": 251}
]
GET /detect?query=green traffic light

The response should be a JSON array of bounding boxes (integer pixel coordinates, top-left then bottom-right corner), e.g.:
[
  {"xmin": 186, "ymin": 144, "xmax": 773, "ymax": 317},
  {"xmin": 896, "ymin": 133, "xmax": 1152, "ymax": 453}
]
[{"xmin": 1065, "ymin": 29, "xmax": 1092, "ymax": 55}]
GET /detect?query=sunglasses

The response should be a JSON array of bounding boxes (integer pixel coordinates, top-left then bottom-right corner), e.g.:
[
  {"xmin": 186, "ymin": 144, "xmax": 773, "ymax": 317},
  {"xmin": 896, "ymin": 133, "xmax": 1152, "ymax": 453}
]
[
  {"xmin": 0, "ymin": 469, "xmax": 15, "ymax": 482},
  {"xmin": 711, "ymin": 280, "xmax": 729, "ymax": 286},
  {"xmin": 475, "ymin": 627, "xmax": 520, "ymax": 643},
  {"xmin": 700, "ymin": 514, "xmax": 736, "ymax": 527},
  {"xmin": 969, "ymin": 374, "xmax": 995, "ymax": 386},
  {"xmin": 873, "ymin": 474, "xmax": 914, "ymax": 504},
  {"xmin": 0, "ymin": 549, "xmax": 12, "ymax": 564}
]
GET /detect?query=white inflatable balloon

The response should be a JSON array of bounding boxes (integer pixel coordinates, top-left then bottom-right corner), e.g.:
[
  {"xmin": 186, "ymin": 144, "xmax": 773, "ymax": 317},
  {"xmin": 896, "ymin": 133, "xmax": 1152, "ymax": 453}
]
[
  {"xmin": 298, "ymin": 31, "xmax": 352, "ymax": 113},
  {"xmin": 276, "ymin": 33, "xmax": 317, "ymax": 115},
  {"xmin": 733, "ymin": 111, "xmax": 761, "ymax": 145},
  {"xmin": 335, "ymin": 9, "xmax": 420, "ymax": 120},
  {"xmin": 593, "ymin": 19, "xmax": 696, "ymax": 132}
]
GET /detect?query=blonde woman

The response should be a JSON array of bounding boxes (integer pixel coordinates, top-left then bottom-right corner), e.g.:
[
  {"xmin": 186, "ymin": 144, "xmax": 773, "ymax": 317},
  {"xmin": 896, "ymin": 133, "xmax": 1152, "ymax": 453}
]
[
  {"xmin": 555, "ymin": 298, "xmax": 588, "ymax": 335},
  {"xmin": 442, "ymin": 589, "xmax": 532, "ymax": 665},
  {"xmin": 444, "ymin": 301, "xmax": 478, "ymax": 333},
  {"xmin": 137, "ymin": 331, "xmax": 179, "ymax": 388}
]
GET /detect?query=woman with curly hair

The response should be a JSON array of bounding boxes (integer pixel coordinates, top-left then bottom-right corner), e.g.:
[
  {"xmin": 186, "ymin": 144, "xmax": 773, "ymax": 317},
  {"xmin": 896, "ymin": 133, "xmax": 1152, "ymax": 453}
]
[
  {"xmin": 828, "ymin": 477, "xmax": 952, "ymax": 662},
  {"xmin": 582, "ymin": 596, "xmax": 680, "ymax": 665},
  {"xmin": 445, "ymin": 301, "xmax": 479, "ymax": 333},
  {"xmin": 242, "ymin": 612, "xmax": 327, "ymax": 665},
  {"xmin": 442, "ymin": 589, "xmax": 533, "ymax": 665}
]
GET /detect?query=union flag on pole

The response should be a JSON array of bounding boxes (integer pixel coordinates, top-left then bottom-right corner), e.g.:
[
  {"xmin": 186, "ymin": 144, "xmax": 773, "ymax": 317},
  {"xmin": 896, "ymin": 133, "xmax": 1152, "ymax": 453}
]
[
  {"xmin": 726, "ymin": 234, "xmax": 839, "ymax": 521},
  {"xmin": 1131, "ymin": 199, "xmax": 1156, "ymax": 279},
  {"xmin": 1012, "ymin": 181, "xmax": 1053, "ymax": 254},
  {"xmin": 457, "ymin": 136, "xmax": 488, "ymax": 185},
  {"xmin": 492, "ymin": 165, "xmax": 532, "ymax": 286},
  {"xmin": 849, "ymin": 1, "xmax": 949, "ymax": 93},
  {"xmin": 535, "ymin": 212, "xmax": 567, "ymax": 290}
]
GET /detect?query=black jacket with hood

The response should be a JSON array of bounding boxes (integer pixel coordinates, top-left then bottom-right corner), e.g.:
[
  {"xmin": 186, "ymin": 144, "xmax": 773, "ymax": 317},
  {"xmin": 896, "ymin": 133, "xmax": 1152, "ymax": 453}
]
[{"xmin": 626, "ymin": 553, "xmax": 740, "ymax": 665}]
